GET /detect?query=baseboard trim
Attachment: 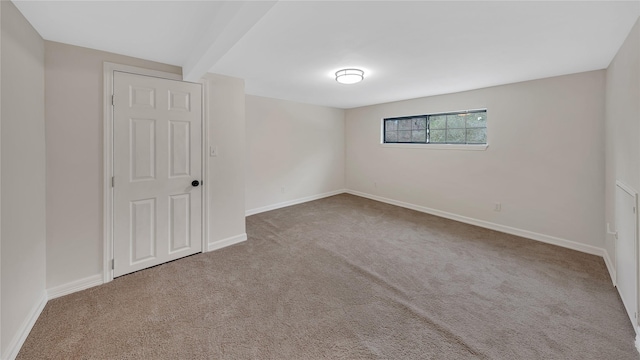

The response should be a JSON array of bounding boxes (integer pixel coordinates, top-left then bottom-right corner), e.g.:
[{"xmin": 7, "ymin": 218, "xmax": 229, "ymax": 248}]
[
  {"xmin": 47, "ymin": 274, "xmax": 103, "ymax": 300},
  {"xmin": 207, "ymin": 233, "xmax": 247, "ymax": 252},
  {"xmin": 603, "ymin": 249, "xmax": 616, "ymax": 286},
  {"xmin": 4, "ymin": 292, "xmax": 47, "ymax": 360},
  {"xmin": 345, "ymin": 190, "xmax": 605, "ymax": 257},
  {"xmin": 245, "ymin": 189, "xmax": 346, "ymax": 217},
  {"xmin": 635, "ymin": 332, "xmax": 640, "ymax": 353}
]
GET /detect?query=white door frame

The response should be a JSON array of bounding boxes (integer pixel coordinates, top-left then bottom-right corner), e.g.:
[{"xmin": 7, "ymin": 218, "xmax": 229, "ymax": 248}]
[
  {"xmin": 615, "ymin": 180, "xmax": 639, "ymax": 334},
  {"xmin": 102, "ymin": 62, "xmax": 208, "ymax": 283}
]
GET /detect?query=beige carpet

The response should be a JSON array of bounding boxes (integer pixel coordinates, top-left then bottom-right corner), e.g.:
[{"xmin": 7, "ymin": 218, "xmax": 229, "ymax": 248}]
[{"xmin": 18, "ymin": 194, "xmax": 637, "ymax": 359}]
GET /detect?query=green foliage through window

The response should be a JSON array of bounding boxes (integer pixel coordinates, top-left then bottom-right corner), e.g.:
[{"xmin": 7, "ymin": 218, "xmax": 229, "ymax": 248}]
[{"xmin": 384, "ymin": 110, "xmax": 487, "ymax": 145}]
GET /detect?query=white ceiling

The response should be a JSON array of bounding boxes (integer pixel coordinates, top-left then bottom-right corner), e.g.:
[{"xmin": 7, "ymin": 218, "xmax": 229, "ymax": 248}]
[{"xmin": 12, "ymin": 1, "xmax": 640, "ymax": 109}]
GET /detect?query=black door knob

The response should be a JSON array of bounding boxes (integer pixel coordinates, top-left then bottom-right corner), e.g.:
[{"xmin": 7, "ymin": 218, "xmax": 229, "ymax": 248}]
[{"xmin": 192, "ymin": 180, "xmax": 200, "ymax": 187}]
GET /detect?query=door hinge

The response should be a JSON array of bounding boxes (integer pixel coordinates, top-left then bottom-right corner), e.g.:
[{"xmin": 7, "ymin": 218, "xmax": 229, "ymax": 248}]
[
  {"xmin": 111, "ymin": 176, "xmax": 114, "ymax": 188},
  {"xmin": 111, "ymin": 259, "xmax": 115, "ymax": 270},
  {"xmin": 111, "ymin": 95, "xmax": 114, "ymax": 106}
]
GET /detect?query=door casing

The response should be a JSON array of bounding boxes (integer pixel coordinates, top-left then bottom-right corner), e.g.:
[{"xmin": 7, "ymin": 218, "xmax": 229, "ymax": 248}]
[
  {"xmin": 103, "ymin": 62, "xmax": 208, "ymax": 283},
  {"xmin": 615, "ymin": 180, "xmax": 639, "ymax": 333}
]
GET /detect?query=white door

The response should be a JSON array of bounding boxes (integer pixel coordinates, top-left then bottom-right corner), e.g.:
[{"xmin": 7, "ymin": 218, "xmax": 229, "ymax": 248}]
[
  {"xmin": 113, "ymin": 71, "xmax": 202, "ymax": 277},
  {"xmin": 615, "ymin": 182, "xmax": 638, "ymax": 327}
]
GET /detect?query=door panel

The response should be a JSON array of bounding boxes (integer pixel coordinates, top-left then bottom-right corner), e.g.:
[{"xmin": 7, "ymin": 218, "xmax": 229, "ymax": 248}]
[
  {"xmin": 130, "ymin": 118, "xmax": 156, "ymax": 181},
  {"xmin": 169, "ymin": 193, "xmax": 191, "ymax": 253},
  {"xmin": 615, "ymin": 182, "xmax": 638, "ymax": 328},
  {"xmin": 131, "ymin": 198, "xmax": 156, "ymax": 263},
  {"xmin": 169, "ymin": 90, "xmax": 191, "ymax": 112},
  {"xmin": 169, "ymin": 120, "xmax": 191, "ymax": 178},
  {"xmin": 113, "ymin": 71, "xmax": 202, "ymax": 277},
  {"xmin": 130, "ymin": 86, "xmax": 156, "ymax": 108}
]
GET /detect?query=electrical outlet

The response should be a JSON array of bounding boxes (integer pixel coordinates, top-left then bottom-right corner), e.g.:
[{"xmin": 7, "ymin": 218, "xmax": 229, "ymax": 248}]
[
  {"xmin": 374, "ymin": 181, "xmax": 377, "ymax": 188},
  {"xmin": 281, "ymin": 186, "xmax": 286, "ymax": 194},
  {"xmin": 494, "ymin": 203, "xmax": 501, "ymax": 212}
]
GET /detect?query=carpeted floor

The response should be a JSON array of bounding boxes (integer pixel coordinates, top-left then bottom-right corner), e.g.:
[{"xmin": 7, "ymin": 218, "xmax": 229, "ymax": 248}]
[{"xmin": 17, "ymin": 194, "xmax": 637, "ymax": 359}]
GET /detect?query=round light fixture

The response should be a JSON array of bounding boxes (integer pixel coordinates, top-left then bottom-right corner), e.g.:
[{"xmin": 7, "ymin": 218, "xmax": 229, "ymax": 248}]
[{"xmin": 335, "ymin": 68, "xmax": 364, "ymax": 84}]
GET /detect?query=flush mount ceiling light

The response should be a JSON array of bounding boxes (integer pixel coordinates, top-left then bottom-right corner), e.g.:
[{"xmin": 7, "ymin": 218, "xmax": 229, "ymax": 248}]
[{"xmin": 335, "ymin": 68, "xmax": 364, "ymax": 84}]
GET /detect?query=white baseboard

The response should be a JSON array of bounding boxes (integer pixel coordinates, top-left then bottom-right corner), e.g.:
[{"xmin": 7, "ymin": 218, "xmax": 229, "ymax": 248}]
[
  {"xmin": 603, "ymin": 249, "xmax": 616, "ymax": 286},
  {"xmin": 207, "ymin": 233, "xmax": 247, "ymax": 252},
  {"xmin": 47, "ymin": 274, "xmax": 103, "ymax": 300},
  {"xmin": 4, "ymin": 292, "xmax": 47, "ymax": 360},
  {"xmin": 345, "ymin": 190, "xmax": 605, "ymax": 257},
  {"xmin": 245, "ymin": 189, "xmax": 346, "ymax": 217}
]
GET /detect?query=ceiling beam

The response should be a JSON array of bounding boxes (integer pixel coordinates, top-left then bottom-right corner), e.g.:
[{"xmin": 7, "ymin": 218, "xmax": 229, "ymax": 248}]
[{"xmin": 182, "ymin": 1, "xmax": 277, "ymax": 82}]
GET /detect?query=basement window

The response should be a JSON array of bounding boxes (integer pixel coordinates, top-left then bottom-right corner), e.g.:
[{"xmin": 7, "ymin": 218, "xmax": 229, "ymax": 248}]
[{"xmin": 382, "ymin": 109, "xmax": 487, "ymax": 149}]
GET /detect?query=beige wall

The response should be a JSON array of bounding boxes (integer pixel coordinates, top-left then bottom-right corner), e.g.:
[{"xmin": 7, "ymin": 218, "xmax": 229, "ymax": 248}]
[
  {"xmin": 1, "ymin": 0, "xmax": 3, "ymax": 351},
  {"xmin": 1, "ymin": 1, "xmax": 46, "ymax": 358},
  {"xmin": 346, "ymin": 71, "xmax": 606, "ymax": 251},
  {"xmin": 605, "ymin": 19, "xmax": 640, "ymax": 293},
  {"xmin": 45, "ymin": 42, "xmax": 181, "ymax": 289},
  {"xmin": 46, "ymin": 42, "xmax": 249, "ymax": 288},
  {"xmin": 203, "ymin": 73, "xmax": 247, "ymax": 246},
  {"xmin": 1, "ymin": 0, "xmax": 3, "ymax": 352},
  {"xmin": 245, "ymin": 95, "xmax": 345, "ymax": 213}
]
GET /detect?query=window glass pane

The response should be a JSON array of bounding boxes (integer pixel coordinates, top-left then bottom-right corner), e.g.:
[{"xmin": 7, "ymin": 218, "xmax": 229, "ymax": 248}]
[
  {"xmin": 385, "ymin": 131, "xmax": 398, "ymax": 142},
  {"xmin": 466, "ymin": 113, "xmax": 486, "ymax": 128},
  {"xmin": 429, "ymin": 129, "xmax": 446, "ymax": 143},
  {"xmin": 447, "ymin": 128, "xmax": 466, "ymax": 143},
  {"xmin": 412, "ymin": 118, "xmax": 426, "ymax": 129},
  {"xmin": 412, "ymin": 130, "xmax": 426, "ymax": 142},
  {"xmin": 398, "ymin": 119, "xmax": 412, "ymax": 131},
  {"xmin": 429, "ymin": 115, "xmax": 446, "ymax": 129},
  {"xmin": 446, "ymin": 115, "xmax": 465, "ymax": 129},
  {"xmin": 466, "ymin": 128, "xmax": 486, "ymax": 143},
  {"xmin": 397, "ymin": 130, "xmax": 412, "ymax": 142},
  {"xmin": 386, "ymin": 110, "xmax": 486, "ymax": 145}
]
